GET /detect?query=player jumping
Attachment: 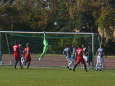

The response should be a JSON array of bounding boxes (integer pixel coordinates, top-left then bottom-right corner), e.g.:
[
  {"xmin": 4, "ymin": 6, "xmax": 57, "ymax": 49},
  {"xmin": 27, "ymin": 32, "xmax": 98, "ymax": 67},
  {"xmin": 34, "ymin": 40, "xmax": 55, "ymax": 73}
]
[{"xmin": 39, "ymin": 32, "xmax": 48, "ymax": 61}]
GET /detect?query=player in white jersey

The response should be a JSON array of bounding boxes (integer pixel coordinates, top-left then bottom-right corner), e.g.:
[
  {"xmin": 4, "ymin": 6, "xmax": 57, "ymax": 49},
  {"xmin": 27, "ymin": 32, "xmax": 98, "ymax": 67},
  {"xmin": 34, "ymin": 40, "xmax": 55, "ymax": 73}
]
[
  {"xmin": 63, "ymin": 46, "xmax": 72, "ymax": 69},
  {"xmin": 96, "ymin": 47, "xmax": 104, "ymax": 71},
  {"xmin": 69, "ymin": 45, "xmax": 76, "ymax": 69}
]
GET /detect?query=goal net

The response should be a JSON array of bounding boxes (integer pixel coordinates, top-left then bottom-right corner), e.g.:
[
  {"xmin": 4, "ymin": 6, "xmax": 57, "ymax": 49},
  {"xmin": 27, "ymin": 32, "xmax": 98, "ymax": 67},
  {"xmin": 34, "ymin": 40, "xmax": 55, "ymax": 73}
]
[{"xmin": 0, "ymin": 31, "xmax": 100, "ymax": 68}]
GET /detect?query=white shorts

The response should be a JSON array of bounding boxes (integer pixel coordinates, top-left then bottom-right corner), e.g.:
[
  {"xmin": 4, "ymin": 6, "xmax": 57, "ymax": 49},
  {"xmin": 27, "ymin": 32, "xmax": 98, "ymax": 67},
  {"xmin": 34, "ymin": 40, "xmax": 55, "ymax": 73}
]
[
  {"xmin": 96, "ymin": 55, "xmax": 104, "ymax": 64},
  {"xmin": 83, "ymin": 55, "xmax": 88, "ymax": 62}
]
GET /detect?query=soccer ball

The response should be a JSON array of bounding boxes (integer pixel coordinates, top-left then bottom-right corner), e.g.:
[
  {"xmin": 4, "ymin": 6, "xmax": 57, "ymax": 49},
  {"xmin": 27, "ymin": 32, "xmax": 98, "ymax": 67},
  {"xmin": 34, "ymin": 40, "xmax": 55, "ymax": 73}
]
[
  {"xmin": 21, "ymin": 56, "xmax": 25, "ymax": 64},
  {"xmin": 54, "ymin": 21, "xmax": 58, "ymax": 26},
  {"xmin": 38, "ymin": 58, "xmax": 41, "ymax": 61}
]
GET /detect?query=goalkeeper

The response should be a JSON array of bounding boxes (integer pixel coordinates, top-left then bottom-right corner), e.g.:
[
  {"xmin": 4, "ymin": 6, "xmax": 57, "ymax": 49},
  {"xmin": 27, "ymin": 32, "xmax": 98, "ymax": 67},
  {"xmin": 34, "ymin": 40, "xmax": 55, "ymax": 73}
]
[{"xmin": 39, "ymin": 32, "xmax": 48, "ymax": 61}]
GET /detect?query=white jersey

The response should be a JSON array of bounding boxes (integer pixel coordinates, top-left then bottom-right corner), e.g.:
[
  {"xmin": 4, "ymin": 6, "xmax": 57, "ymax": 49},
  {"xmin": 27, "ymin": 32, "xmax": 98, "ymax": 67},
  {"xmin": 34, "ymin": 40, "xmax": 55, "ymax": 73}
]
[
  {"xmin": 63, "ymin": 47, "xmax": 71, "ymax": 58},
  {"xmin": 97, "ymin": 48, "xmax": 104, "ymax": 57}
]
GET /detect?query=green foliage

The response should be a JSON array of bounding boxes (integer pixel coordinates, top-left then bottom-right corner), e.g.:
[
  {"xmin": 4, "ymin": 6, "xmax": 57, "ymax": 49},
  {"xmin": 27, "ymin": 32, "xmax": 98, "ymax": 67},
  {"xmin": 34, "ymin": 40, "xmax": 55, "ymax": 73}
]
[
  {"xmin": 75, "ymin": 12, "xmax": 95, "ymax": 32},
  {"xmin": 0, "ymin": 0, "xmax": 114, "ymax": 32},
  {"xmin": 97, "ymin": 8, "xmax": 115, "ymax": 40},
  {"xmin": 98, "ymin": 8, "xmax": 115, "ymax": 29}
]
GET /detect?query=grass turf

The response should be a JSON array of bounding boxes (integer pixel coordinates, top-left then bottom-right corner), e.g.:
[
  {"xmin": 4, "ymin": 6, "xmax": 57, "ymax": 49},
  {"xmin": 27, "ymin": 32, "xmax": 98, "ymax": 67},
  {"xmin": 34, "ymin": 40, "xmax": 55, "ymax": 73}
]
[{"xmin": 0, "ymin": 67, "xmax": 115, "ymax": 86}]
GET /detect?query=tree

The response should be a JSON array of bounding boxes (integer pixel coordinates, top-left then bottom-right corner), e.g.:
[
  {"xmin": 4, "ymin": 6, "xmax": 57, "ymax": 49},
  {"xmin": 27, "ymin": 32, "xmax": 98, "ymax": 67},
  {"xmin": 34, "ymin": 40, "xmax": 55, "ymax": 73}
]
[{"xmin": 97, "ymin": 8, "xmax": 115, "ymax": 41}]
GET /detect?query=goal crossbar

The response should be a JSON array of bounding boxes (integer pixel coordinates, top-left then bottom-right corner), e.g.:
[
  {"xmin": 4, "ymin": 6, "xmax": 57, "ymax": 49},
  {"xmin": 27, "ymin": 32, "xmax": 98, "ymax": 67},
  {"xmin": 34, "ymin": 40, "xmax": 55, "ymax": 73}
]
[{"xmin": 0, "ymin": 31, "xmax": 96, "ymax": 35}]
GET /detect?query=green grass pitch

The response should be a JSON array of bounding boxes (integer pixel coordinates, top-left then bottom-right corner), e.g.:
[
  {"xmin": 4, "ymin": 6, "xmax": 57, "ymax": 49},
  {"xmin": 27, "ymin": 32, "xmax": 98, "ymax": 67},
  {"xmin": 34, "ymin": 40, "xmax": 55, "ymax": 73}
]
[{"xmin": 0, "ymin": 67, "xmax": 115, "ymax": 86}]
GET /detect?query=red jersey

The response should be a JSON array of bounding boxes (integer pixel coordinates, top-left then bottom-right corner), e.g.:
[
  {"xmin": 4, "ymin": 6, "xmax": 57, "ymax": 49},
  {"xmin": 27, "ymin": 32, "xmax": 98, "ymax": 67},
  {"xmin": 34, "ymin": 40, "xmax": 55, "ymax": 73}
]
[
  {"xmin": 23, "ymin": 47, "xmax": 31, "ymax": 59},
  {"xmin": 76, "ymin": 48, "xmax": 83, "ymax": 56},
  {"xmin": 75, "ymin": 48, "xmax": 84, "ymax": 63},
  {"xmin": 13, "ymin": 44, "xmax": 20, "ymax": 58}
]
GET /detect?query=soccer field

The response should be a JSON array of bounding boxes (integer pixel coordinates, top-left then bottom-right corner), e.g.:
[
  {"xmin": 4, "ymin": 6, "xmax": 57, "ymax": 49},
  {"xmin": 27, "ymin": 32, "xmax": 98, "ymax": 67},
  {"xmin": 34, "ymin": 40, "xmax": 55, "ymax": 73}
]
[{"xmin": 0, "ymin": 67, "xmax": 115, "ymax": 86}]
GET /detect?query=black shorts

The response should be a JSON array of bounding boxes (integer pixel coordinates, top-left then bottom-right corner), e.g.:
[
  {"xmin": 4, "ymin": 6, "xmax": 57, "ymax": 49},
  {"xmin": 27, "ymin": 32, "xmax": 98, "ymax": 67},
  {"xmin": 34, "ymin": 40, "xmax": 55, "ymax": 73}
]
[{"xmin": 15, "ymin": 57, "xmax": 21, "ymax": 62}]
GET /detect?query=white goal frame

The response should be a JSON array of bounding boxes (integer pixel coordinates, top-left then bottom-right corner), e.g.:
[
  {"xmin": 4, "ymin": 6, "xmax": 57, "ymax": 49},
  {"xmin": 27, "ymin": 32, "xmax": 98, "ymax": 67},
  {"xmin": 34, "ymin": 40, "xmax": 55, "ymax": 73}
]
[{"xmin": 0, "ymin": 31, "xmax": 98, "ymax": 65}]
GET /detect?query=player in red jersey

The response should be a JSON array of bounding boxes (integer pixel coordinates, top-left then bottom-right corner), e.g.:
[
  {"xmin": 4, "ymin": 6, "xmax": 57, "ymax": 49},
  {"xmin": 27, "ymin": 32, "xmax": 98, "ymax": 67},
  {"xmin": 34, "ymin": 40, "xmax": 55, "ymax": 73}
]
[
  {"xmin": 73, "ymin": 45, "xmax": 87, "ymax": 72},
  {"xmin": 13, "ymin": 43, "xmax": 23, "ymax": 69},
  {"xmin": 23, "ymin": 43, "xmax": 31, "ymax": 69}
]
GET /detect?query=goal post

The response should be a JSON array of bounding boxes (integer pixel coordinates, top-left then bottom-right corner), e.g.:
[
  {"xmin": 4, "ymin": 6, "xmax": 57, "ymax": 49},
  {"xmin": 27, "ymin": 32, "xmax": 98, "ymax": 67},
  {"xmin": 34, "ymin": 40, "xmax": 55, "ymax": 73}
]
[
  {"xmin": 0, "ymin": 32, "xmax": 2, "ymax": 64},
  {"xmin": 0, "ymin": 31, "xmax": 100, "ymax": 67}
]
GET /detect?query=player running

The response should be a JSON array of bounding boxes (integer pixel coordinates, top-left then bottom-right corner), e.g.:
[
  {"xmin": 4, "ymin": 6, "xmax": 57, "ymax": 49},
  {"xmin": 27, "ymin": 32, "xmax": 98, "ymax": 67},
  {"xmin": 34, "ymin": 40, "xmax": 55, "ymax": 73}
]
[
  {"xmin": 73, "ymin": 45, "xmax": 88, "ymax": 72},
  {"xmin": 23, "ymin": 43, "xmax": 31, "ymax": 69},
  {"xmin": 13, "ymin": 43, "xmax": 23, "ymax": 69},
  {"xmin": 96, "ymin": 47, "xmax": 104, "ymax": 71}
]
